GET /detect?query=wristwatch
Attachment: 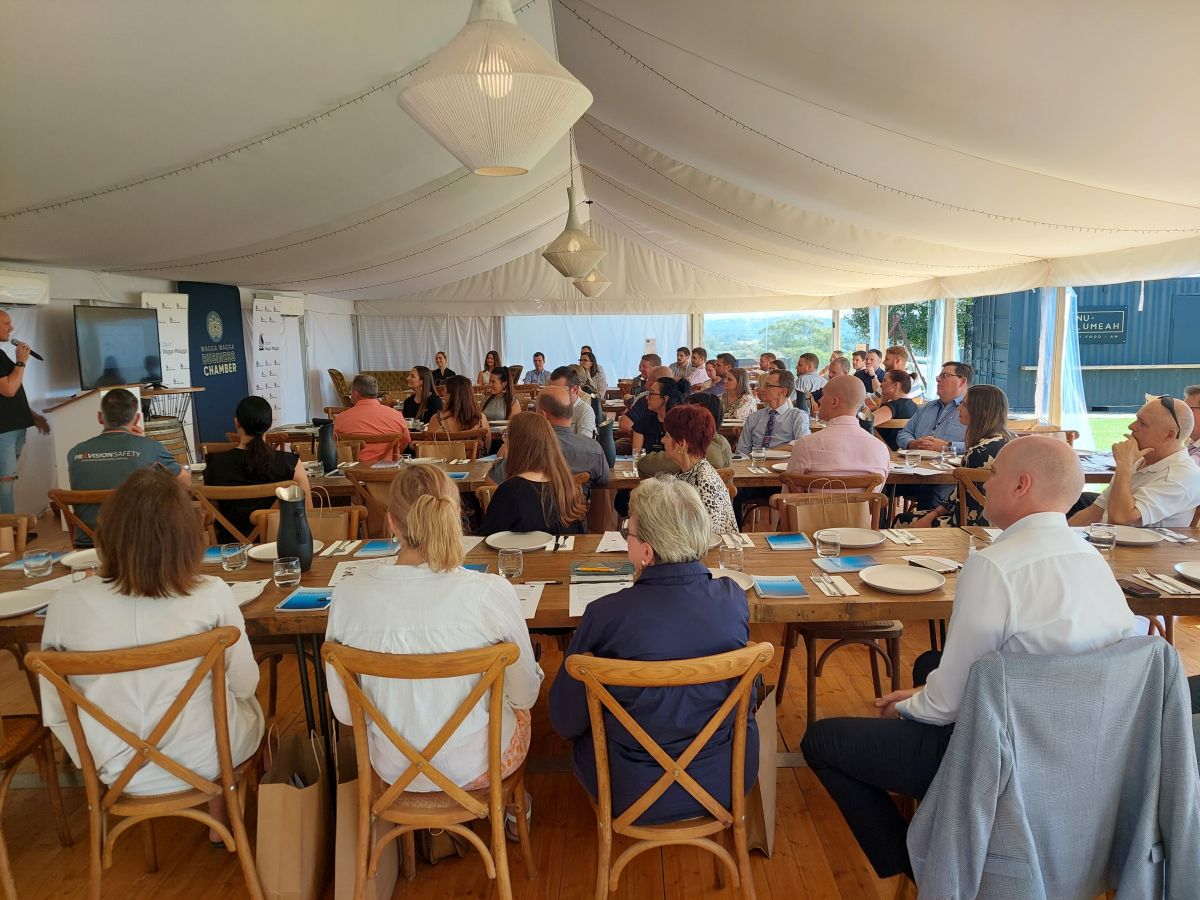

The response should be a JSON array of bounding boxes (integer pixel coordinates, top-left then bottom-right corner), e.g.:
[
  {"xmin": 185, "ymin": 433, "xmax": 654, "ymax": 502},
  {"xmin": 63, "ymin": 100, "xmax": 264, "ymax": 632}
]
[{"xmin": 13, "ymin": 362, "xmax": 24, "ymax": 368}]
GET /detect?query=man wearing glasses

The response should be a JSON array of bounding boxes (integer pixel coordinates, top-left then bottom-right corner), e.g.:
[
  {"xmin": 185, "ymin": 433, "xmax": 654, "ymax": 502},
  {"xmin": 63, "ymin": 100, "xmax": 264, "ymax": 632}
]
[
  {"xmin": 736, "ymin": 369, "xmax": 810, "ymax": 455},
  {"xmin": 1070, "ymin": 395, "xmax": 1200, "ymax": 528},
  {"xmin": 898, "ymin": 362, "xmax": 971, "ymax": 456},
  {"xmin": 1185, "ymin": 385, "xmax": 1200, "ymax": 464}
]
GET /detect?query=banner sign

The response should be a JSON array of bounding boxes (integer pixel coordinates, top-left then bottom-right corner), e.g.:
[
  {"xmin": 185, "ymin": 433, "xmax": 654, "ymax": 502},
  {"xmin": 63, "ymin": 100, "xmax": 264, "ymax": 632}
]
[
  {"xmin": 1076, "ymin": 307, "xmax": 1126, "ymax": 344},
  {"xmin": 179, "ymin": 281, "xmax": 248, "ymax": 441}
]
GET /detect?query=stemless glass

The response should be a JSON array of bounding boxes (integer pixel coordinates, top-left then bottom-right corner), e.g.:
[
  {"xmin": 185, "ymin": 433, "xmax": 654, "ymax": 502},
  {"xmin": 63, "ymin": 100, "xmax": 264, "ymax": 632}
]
[
  {"xmin": 497, "ymin": 549, "xmax": 524, "ymax": 580},
  {"xmin": 718, "ymin": 545, "xmax": 744, "ymax": 572},
  {"xmin": 221, "ymin": 543, "xmax": 249, "ymax": 572},
  {"xmin": 71, "ymin": 564, "xmax": 100, "ymax": 583},
  {"xmin": 22, "ymin": 550, "xmax": 53, "ymax": 578},
  {"xmin": 1088, "ymin": 523, "xmax": 1117, "ymax": 557},
  {"xmin": 903, "ymin": 449, "xmax": 920, "ymax": 468},
  {"xmin": 273, "ymin": 557, "xmax": 302, "ymax": 588},
  {"xmin": 750, "ymin": 448, "xmax": 768, "ymax": 469},
  {"xmin": 814, "ymin": 529, "xmax": 841, "ymax": 559}
]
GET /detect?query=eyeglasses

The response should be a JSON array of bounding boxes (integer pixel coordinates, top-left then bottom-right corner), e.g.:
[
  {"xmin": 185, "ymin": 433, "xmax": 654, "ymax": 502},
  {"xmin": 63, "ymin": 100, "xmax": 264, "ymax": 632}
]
[
  {"xmin": 761, "ymin": 382, "xmax": 786, "ymax": 391},
  {"xmin": 619, "ymin": 518, "xmax": 638, "ymax": 541},
  {"xmin": 1158, "ymin": 395, "xmax": 1184, "ymax": 436},
  {"xmin": 935, "ymin": 373, "xmax": 961, "ymax": 381}
]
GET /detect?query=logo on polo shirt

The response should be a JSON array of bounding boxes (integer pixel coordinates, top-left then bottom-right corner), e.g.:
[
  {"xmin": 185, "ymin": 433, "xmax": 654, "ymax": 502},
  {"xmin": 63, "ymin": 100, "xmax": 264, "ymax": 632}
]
[
  {"xmin": 206, "ymin": 311, "xmax": 223, "ymax": 342},
  {"xmin": 73, "ymin": 450, "xmax": 140, "ymax": 462}
]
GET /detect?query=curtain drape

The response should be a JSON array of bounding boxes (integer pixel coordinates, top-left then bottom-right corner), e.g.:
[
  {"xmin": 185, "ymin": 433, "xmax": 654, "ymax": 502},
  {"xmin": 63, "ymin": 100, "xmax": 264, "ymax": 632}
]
[
  {"xmin": 504, "ymin": 314, "xmax": 688, "ymax": 383},
  {"xmin": 449, "ymin": 317, "xmax": 505, "ymax": 381},
  {"xmin": 357, "ymin": 316, "xmax": 447, "ymax": 372},
  {"xmin": 304, "ymin": 310, "xmax": 357, "ymax": 416},
  {"xmin": 1035, "ymin": 287, "xmax": 1095, "ymax": 450}
]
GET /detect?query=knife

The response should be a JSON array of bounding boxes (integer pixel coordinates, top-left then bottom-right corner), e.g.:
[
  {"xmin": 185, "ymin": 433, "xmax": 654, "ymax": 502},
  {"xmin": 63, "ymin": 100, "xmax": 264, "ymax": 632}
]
[{"xmin": 1153, "ymin": 573, "xmax": 1200, "ymax": 595}]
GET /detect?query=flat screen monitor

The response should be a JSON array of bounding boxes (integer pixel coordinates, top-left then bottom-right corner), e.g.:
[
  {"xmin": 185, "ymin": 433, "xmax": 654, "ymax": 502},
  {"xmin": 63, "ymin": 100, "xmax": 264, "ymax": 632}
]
[{"xmin": 74, "ymin": 306, "xmax": 163, "ymax": 390}]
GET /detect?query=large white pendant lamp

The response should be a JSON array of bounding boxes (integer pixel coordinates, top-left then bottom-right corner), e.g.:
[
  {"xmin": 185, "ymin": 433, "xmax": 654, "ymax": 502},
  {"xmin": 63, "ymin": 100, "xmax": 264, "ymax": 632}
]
[
  {"xmin": 397, "ymin": 0, "xmax": 593, "ymax": 176},
  {"xmin": 543, "ymin": 183, "xmax": 605, "ymax": 278},
  {"xmin": 573, "ymin": 267, "xmax": 610, "ymax": 298}
]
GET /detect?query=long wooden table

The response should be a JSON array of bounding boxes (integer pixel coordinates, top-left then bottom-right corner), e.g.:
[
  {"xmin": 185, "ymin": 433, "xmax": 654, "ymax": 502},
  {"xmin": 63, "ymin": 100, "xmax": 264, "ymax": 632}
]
[{"xmin": 2, "ymin": 528, "xmax": 1195, "ymax": 644}]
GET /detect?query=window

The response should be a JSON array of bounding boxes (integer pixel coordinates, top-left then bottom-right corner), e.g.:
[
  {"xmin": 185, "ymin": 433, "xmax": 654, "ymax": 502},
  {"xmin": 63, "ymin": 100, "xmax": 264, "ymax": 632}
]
[
  {"xmin": 701, "ymin": 311, "xmax": 833, "ymax": 369},
  {"xmin": 503, "ymin": 314, "xmax": 688, "ymax": 382}
]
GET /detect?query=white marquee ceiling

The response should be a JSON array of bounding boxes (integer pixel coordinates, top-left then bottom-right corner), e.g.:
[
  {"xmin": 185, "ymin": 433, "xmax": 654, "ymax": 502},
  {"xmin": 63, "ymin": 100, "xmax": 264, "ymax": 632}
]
[{"xmin": 3, "ymin": 0, "xmax": 1199, "ymax": 310}]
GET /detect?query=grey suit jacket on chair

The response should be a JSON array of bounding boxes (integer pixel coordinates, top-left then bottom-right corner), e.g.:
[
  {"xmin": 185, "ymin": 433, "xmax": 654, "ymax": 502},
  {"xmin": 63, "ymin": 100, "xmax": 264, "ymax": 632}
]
[{"xmin": 908, "ymin": 637, "xmax": 1200, "ymax": 899}]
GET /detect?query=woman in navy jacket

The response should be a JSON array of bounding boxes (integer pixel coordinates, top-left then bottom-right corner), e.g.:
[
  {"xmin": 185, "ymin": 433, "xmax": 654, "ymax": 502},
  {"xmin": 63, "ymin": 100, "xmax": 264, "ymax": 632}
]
[{"xmin": 549, "ymin": 476, "xmax": 757, "ymax": 824}]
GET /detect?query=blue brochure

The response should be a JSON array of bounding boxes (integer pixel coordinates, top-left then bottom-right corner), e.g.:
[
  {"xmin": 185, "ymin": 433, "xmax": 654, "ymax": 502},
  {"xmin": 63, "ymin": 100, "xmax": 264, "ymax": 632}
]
[
  {"xmin": 764, "ymin": 533, "xmax": 812, "ymax": 551},
  {"xmin": 752, "ymin": 575, "xmax": 808, "ymax": 599},
  {"xmin": 274, "ymin": 587, "xmax": 333, "ymax": 612},
  {"xmin": 354, "ymin": 540, "xmax": 401, "ymax": 559},
  {"xmin": 814, "ymin": 555, "xmax": 878, "ymax": 574}
]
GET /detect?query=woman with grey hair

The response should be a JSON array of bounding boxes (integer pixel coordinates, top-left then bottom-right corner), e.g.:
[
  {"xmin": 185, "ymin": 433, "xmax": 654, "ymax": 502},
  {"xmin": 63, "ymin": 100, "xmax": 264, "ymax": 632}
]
[{"xmin": 549, "ymin": 477, "xmax": 758, "ymax": 826}]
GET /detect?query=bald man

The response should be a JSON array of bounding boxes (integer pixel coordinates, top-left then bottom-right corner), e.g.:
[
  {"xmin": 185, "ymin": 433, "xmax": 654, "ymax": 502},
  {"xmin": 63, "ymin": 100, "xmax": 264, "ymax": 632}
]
[
  {"xmin": 1069, "ymin": 395, "xmax": 1200, "ymax": 528},
  {"xmin": 802, "ymin": 436, "xmax": 1137, "ymax": 879},
  {"xmin": 786, "ymin": 374, "xmax": 889, "ymax": 488},
  {"xmin": 493, "ymin": 386, "xmax": 610, "ymax": 488}
]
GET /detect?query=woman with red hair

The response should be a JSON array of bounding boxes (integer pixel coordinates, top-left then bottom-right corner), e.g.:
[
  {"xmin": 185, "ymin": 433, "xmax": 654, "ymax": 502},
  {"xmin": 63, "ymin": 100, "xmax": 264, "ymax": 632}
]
[{"xmin": 661, "ymin": 405, "xmax": 737, "ymax": 535}]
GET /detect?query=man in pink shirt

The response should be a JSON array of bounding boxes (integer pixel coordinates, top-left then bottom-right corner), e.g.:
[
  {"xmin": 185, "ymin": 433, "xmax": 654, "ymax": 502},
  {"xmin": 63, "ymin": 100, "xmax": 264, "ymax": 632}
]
[
  {"xmin": 333, "ymin": 374, "xmax": 411, "ymax": 463},
  {"xmin": 786, "ymin": 374, "xmax": 890, "ymax": 490}
]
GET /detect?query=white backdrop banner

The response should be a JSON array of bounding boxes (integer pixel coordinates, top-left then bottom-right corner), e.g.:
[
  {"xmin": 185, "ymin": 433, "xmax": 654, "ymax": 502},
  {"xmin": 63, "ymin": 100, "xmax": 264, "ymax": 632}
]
[
  {"xmin": 449, "ymin": 317, "xmax": 504, "ymax": 381},
  {"xmin": 251, "ymin": 298, "xmax": 285, "ymax": 423},
  {"xmin": 305, "ymin": 310, "xmax": 357, "ymax": 416}
]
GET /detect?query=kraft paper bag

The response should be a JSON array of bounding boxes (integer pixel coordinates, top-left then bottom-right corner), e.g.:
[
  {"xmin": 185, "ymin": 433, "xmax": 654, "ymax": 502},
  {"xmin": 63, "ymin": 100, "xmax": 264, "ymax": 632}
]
[
  {"xmin": 256, "ymin": 732, "xmax": 330, "ymax": 900},
  {"xmin": 334, "ymin": 734, "xmax": 399, "ymax": 900},
  {"xmin": 746, "ymin": 684, "xmax": 777, "ymax": 857}
]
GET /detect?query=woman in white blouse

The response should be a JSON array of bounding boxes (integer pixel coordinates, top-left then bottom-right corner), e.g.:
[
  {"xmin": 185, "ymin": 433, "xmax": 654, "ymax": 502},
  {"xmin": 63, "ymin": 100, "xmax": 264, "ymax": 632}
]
[
  {"xmin": 721, "ymin": 367, "xmax": 758, "ymax": 421},
  {"xmin": 40, "ymin": 468, "xmax": 263, "ymax": 837},
  {"xmin": 325, "ymin": 465, "xmax": 542, "ymax": 791}
]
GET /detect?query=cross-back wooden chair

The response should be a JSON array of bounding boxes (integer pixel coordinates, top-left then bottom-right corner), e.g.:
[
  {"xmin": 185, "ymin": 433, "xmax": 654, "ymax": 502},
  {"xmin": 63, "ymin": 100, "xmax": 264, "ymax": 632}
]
[
  {"xmin": 48, "ymin": 488, "xmax": 116, "ymax": 548},
  {"xmin": 411, "ymin": 430, "xmax": 486, "ymax": 460},
  {"xmin": 193, "ymin": 481, "xmax": 295, "ymax": 545},
  {"xmin": 343, "ymin": 467, "xmax": 401, "ymax": 537},
  {"xmin": 338, "ymin": 432, "xmax": 408, "ymax": 463},
  {"xmin": 873, "ymin": 419, "xmax": 908, "ymax": 445},
  {"xmin": 474, "ymin": 485, "xmax": 495, "ymax": 516},
  {"xmin": 322, "ymin": 641, "xmax": 536, "ymax": 900},
  {"xmin": 951, "ymin": 467, "xmax": 992, "ymax": 526},
  {"xmin": 296, "ymin": 439, "xmax": 363, "ymax": 464},
  {"xmin": 564, "ymin": 643, "xmax": 774, "ymax": 900},
  {"xmin": 1017, "ymin": 428, "xmax": 1079, "ymax": 446},
  {"xmin": 716, "ymin": 467, "xmax": 738, "ymax": 501},
  {"xmin": 250, "ymin": 504, "xmax": 367, "ymax": 544},
  {"xmin": 200, "ymin": 441, "xmax": 238, "ymax": 459},
  {"xmin": 324, "ymin": 406, "xmax": 349, "ymax": 418},
  {"xmin": 26, "ymin": 627, "xmax": 265, "ymax": 900},
  {"xmin": 0, "ymin": 514, "xmax": 31, "ymax": 556},
  {"xmin": 768, "ymin": 474, "xmax": 900, "ymax": 722},
  {"xmin": 414, "ymin": 440, "xmax": 476, "ymax": 461},
  {"xmin": 0, "ymin": 712, "xmax": 73, "ymax": 898}
]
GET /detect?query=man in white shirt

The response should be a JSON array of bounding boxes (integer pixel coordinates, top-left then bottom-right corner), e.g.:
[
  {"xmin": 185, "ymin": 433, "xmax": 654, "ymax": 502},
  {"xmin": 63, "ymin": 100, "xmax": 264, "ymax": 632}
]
[
  {"xmin": 786, "ymin": 375, "xmax": 888, "ymax": 488},
  {"xmin": 548, "ymin": 366, "xmax": 597, "ymax": 438},
  {"xmin": 793, "ymin": 352, "xmax": 828, "ymax": 410},
  {"xmin": 669, "ymin": 346, "xmax": 694, "ymax": 381},
  {"xmin": 801, "ymin": 436, "xmax": 1136, "ymax": 879},
  {"xmin": 688, "ymin": 347, "xmax": 711, "ymax": 387},
  {"xmin": 1069, "ymin": 395, "xmax": 1200, "ymax": 528}
]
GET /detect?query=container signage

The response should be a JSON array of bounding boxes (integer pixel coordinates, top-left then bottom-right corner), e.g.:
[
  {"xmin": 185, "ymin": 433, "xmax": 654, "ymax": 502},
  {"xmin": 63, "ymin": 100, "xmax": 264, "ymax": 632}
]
[{"xmin": 1076, "ymin": 307, "xmax": 1126, "ymax": 344}]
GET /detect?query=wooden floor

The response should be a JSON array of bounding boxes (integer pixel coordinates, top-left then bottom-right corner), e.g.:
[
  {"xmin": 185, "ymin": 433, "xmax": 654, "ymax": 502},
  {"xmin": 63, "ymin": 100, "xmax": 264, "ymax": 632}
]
[{"xmin": 6, "ymin": 614, "xmax": 1200, "ymax": 899}]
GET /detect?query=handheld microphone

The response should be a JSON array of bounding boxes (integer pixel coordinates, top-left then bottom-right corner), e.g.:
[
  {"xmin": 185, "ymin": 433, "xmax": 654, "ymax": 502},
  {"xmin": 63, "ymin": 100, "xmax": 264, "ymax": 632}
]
[{"xmin": 10, "ymin": 339, "xmax": 43, "ymax": 361}]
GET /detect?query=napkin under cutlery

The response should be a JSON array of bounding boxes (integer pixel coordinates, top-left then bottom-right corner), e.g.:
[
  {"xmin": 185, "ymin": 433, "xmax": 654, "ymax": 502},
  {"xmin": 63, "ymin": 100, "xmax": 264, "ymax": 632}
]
[{"xmin": 811, "ymin": 573, "xmax": 858, "ymax": 596}]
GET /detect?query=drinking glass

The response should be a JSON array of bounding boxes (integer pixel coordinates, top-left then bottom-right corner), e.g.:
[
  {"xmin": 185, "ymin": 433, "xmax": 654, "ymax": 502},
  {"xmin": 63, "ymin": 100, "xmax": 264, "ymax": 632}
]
[
  {"xmin": 814, "ymin": 529, "xmax": 841, "ymax": 559},
  {"xmin": 71, "ymin": 564, "xmax": 100, "ymax": 583},
  {"xmin": 631, "ymin": 448, "xmax": 646, "ymax": 472},
  {"xmin": 273, "ymin": 557, "xmax": 302, "ymax": 588},
  {"xmin": 938, "ymin": 447, "xmax": 953, "ymax": 467},
  {"xmin": 497, "ymin": 549, "xmax": 524, "ymax": 580},
  {"xmin": 221, "ymin": 543, "xmax": 249, "ymax": 572},
  {"xmin": 1088, "ymin": 523, "xmax": 1117, "ymax": 557},
  {"xmin": 718, "ymin": 545, "xmax": 744, "ymax": 572},
  {"xmin": 750, "ymin": 448, "xmax": 768, "ymax": 469},
  {"xmin": 903, "ymin": 450, "xmax": 920, "ymax": 468},
  {"xmin": 22, "ymin": 550, "xmax": 52, "ymax": 578}
]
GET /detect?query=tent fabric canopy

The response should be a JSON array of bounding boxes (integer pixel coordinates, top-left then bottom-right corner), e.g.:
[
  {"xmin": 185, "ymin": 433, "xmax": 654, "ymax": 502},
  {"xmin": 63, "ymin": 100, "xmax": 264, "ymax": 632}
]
[{"xmin": 3, "ymin": 0, "xmax": 1200, "ymax": 310}]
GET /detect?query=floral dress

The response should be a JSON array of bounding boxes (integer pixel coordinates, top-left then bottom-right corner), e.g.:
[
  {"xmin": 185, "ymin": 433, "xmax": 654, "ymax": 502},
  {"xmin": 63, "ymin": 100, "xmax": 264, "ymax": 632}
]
[
  {"xmin": 677, "ymin": 459, "xmax": 738, "ymax": 535},
  {"xmin": 723, "ymin": 392, "xmax": 757, "ymax": 421},
  {"xmin": 948, "ymin": 434, "xmax": 1010, "ymax": 526}
]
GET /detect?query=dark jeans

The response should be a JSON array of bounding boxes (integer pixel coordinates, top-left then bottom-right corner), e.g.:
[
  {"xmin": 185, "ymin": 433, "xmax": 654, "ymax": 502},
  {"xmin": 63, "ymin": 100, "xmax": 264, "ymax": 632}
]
[{"xmin": 800, "ymin": 650, "xmax": 948, "ymax": 878}]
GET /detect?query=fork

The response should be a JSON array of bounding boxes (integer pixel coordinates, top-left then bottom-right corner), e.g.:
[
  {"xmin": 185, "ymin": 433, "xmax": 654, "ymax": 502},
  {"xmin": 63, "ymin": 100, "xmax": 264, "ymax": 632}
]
[
  {"xmin": 810, "ymin": 570, "xmax": 841, "ymax": 596},
  {"xmin": 1135, "ymin": 567, "xmax": 1174, "ymax": 593}
]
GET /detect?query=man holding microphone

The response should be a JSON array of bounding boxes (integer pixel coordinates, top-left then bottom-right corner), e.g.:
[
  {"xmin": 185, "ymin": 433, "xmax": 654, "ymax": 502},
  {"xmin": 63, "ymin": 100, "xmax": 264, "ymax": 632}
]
[{"xmin": 0, "ymin": 311, "xmax": 50, "ymax": 514}]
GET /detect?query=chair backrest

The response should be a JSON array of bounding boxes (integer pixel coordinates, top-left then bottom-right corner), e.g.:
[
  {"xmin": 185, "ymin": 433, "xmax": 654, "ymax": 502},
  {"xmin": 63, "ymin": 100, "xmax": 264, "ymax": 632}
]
[
  {"xmin": 328, "ymin": 369, "xmax": 350, "ymax": 405},
  {"xmin": 337, "ymin": 431, "xmax": 407, "ymax": 463},
  {"xmin": 951, "ymin": 467, "xmax": 992, "ymax": 525},
  {"xmin": 564, "ymin": 644, "xmax": 773, "ymax": 833},
  {"xmin": 508, "ymin": 364, "xmax": 523, "ymax": 383},
  {"xmin": 296, "ymin": 439, "xmax": 363, "ymax": 464},
  {"xmin": 1017, "ymin": 428, "xmax": 1079, "ymax": 447},
  {"xmin": 411, "ymin": 430, "xmax": 485, "ymax": 459},
  {"xmin": 772, "ymin": 492, "xmax": 887, "ymax": 531},
  {"xmin": 321, "ymin": 641, "xmax": 519, "ymax": 818},
  {"xmin": 193, "ymin": 481, "xmax": 295, "ymax": 544},
  {"xmin": 874, "ymin": 419, "xmax": 908, "ymax": 431},
  {"xmin": 250, "ymin": 505, "xmax": 366, "ymax": 543},
  {"xmin": 26, "ymin": 627, "xmax": 242, "ymax": 808},
  {"xmin": 715, "ymin": 466, "xmax": 737, "ymax": 500},
  {"xmin": 0, "ymin": 514, "xmax": 31, "ymax": 555},
  {"xmin": 48, "ymin": 488, "xmax": 117, "ymax": 545},
  {"xmin": 143, "ymin": 416, "xmax": 191, "ymax": 467},
  {"xmin": 201, "ymin": 441, "xmax": 238, "ymax": 459},
  {"xmin": 474, "ymin": 485, "xmax": 494, "ymax": 515},
  {"xmin": 381, "ymin": 390, "xmax": 411, "ymax": 408},
  {"xmin": 343, "ymin": 467, "xmax": 400, "ymax": 537},
  {"xmin": 781, "ymin": 473, "xmax": 884, "ymax": 493},
  {"xmin": 416, "ymin": 440, "xmax": 469, "ymax": 461},
  {"xmin": 1192, "ymin": 506, "xmax": 1200, "ymax": 529}
]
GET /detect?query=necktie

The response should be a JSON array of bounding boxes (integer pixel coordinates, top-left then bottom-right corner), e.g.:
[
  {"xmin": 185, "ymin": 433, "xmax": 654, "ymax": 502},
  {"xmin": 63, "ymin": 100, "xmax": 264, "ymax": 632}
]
[{"xmin": 762, "ymin": 409, "xmax": 778, "ymax": 449}]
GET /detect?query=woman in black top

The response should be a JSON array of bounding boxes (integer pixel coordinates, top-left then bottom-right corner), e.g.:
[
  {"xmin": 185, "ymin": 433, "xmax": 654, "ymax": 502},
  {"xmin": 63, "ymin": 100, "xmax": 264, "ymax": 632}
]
[
  {"xmin": 431, "ymin": 351, "xmax": 455, "ymax": 387},
  {"xmin": 205, "ymin": 396, "xmax": 312, "ymax": 541},
  {"xmin": 872, "ymin": 370, "xmax": 919, "ymax": 451},
  {"xmin": 479, "ymin": 412, "xmax": 586, "ymax": 536},
  {"xmin": 402, "ymin": 366, "xmax": 443, "ymax": 424},
  {"xmin": 630, "ymin": 377, "xmax": 688, "ymax": 453}
]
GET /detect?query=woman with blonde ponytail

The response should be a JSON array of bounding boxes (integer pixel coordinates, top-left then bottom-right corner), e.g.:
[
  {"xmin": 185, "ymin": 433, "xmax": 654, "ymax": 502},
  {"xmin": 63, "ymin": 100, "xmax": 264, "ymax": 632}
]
[{"xmin": 324, "ymin": 465, "xmax": 543, "ymax": 791}]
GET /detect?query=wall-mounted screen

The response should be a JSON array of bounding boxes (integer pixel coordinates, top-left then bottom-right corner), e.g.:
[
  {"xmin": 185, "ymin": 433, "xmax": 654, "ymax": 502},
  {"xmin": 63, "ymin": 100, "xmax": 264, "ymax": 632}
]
[{"xmin": 74, "ymin": 306, "xmax": 163, "ymax": 390}]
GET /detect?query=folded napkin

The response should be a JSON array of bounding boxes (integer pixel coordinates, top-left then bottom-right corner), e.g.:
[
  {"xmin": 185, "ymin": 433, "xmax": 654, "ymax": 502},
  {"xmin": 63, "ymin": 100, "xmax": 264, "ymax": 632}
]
[
  {"xmin": 811, "ymin": 574, "xmax": 859, "ymax": 596},
  {"xmin": 901, "ymin": 555, "xmax": 962, "ymax": 573}
]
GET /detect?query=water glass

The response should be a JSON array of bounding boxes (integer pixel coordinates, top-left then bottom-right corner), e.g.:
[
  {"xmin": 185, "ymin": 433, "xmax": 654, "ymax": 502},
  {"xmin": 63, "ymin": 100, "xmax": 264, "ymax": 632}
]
[
  {"xmin": 718, "ymin": 545, "xmax": 744, "ymax": 572},
  {"xmin": 750, "ymin": 448, "xmax": 768, "ymax": 468},
  {"xmin": 221, "ymin": 543, "xmax": 249, "ymax": 572},
  {"xmin": 71, "ymin": 564, "xmax": 100, "ymax": 583},
  {"xmin": 903, "ymin": 449, "xmax": 920, "ymax": 468},
  {"xmin": 1088, "ymin": 523, "xmax": 1117, "ymax": 557},
  {"xmin": 815, "ymin": 529, "xmax": 841, "ymax": 559},
  {"xmin": 273, "ymin": 557, "xmax": 302, "ymax": 588},
  {"xmin": 22, "ymin": 550, "xmax": 53, "ymax": 578},
  {"xmin": 497, "ymin": 549, "xmax": 524, "ymax": 580}
]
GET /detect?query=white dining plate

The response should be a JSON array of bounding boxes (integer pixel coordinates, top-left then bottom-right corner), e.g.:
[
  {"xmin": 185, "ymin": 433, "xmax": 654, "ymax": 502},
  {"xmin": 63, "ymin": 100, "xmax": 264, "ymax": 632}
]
[
  {"xmin": 484, "ymin": 531, "xmax": 553, "ymax": 552},
  {"xmin": 822, "ymin": 528, "xmax": 886, "ymax": 549},
  {"xmin": 763, "ymin": 449, "xmax": 791, "ymax": 459},
  {"xmin": 406, "ymin": 457, "xmax": 443, "ymax": 465},
  {"xmin": 709, "ymin": 534, "xmax": 723, "ymax": 548},
  {"xmin": 1111, "ymin": 526, "xmax": 1163, "ymax": 546},
  {"xmin": 708, "ymin": 567, "xmax": 754, "ymax": 590},
  {"xmin": 247, "ymin": 541, "xmax": 325, "ymax": 562},
  {"xmin": 858, "ymin": 564, "xmax": 946, "ymax": 595},
  {"xmin": 771, "ymin": 462, "xmax": 790, "ymax": 472},
  {"xmin": 0, "ymin": 589, "xmax": 56, "ymax": 618},
  {"xmin": 1174, "ymin": 562, "xmax": 1200, "ymax": 585},
  {"xmin": 60, "ymin": 548, "xmax": 100, "ymax": 570}
]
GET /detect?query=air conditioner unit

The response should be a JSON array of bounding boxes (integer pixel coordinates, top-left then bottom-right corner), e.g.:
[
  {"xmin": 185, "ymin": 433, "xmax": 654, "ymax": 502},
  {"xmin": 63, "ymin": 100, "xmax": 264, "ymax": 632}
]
[
  {"xmin": 0, "ymin": 269, "xmax": 50, "ymax": 306},
  {"xmin": 253, "ymin": 292, "xmax": 305, "ymax": 317}
]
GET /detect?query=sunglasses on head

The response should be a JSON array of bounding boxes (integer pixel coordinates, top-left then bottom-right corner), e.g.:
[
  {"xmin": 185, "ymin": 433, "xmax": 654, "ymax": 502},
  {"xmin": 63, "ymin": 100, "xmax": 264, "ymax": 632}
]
[{"xmin": 1158, "ymin": 395, "xmax": 1184, "ymax": 436}]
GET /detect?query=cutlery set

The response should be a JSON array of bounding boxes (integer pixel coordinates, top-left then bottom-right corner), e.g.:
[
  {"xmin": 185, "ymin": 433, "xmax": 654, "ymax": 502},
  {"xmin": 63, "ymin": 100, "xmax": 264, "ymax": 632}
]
[
  {"xmin": 720, "ymin": 533, "xmax": 755, "ymax": 549},
  {"xmin": 1132, "ymin": 567, "xmax": 1200, "ymax": 596},
  {"xmin": 319, "ymin": 539, "xmax": 362, "ymax": 557},
  {"xmin": 882, "ymin": 529, "xmax": 921, "ymax": 546}
]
